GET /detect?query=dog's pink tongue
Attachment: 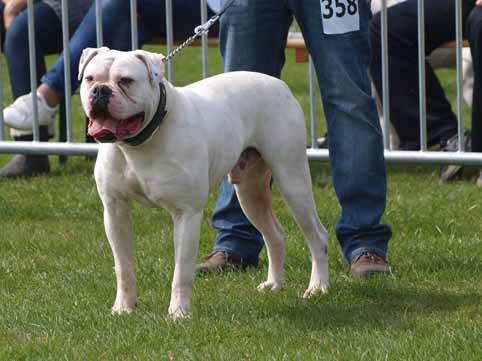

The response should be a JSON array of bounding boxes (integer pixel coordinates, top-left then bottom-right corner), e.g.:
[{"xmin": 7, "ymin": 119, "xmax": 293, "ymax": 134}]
[
  {"xmin": 88, "ymin": 117, "xmax": 118, "ymax": 139},
  {"xmin": 88, "ymin": 116, "xmax": 143, "ymax": 140}
]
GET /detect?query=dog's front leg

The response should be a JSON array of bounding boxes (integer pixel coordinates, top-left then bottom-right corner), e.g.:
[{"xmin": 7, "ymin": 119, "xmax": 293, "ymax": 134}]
[
  {"xmin": 168, "ymin": 211, "xmax": 203, "ymax": 320},
  {"xmin": 103, "ymin": 196, "xmax": 137, "ymax": 315}
]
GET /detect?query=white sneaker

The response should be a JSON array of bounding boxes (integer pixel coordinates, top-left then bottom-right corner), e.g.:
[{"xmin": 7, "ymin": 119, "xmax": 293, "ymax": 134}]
[{"xmin": 3, "ymin": 92, "xmax": 58, "ymax": 130}]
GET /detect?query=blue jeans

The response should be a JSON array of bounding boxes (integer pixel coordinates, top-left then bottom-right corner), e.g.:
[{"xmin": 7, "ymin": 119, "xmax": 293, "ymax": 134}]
[
  {"xmin": 1, "ymin": 2, "xmax": 63, "ymax": 98},
  {"xmin": 211, "ymin": 0, "xmax": 392, "ymax": 263}
]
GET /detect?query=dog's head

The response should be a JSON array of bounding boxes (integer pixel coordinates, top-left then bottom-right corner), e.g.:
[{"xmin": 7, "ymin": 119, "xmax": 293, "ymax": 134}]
[{"xmin": 79, "ymin": 47, "xmax": 166, "ymax": 143}]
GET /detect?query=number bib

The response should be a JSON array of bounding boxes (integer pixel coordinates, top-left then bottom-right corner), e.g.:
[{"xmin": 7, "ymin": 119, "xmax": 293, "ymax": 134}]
[{"xmin": 320, "ymin": 0, "xmax": 360, "ymax": 35}]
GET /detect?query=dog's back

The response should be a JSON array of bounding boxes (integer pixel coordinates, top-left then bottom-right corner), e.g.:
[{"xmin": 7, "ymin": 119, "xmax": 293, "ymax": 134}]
[{"xmin": 179, "ymin": 71, "xmax": 307, "ymax": 165}]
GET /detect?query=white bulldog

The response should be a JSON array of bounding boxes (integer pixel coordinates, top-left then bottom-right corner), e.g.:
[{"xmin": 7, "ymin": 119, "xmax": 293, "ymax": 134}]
[{"xmin": 78, "ymin": 48, "xmax": 329, "ymax": 319}]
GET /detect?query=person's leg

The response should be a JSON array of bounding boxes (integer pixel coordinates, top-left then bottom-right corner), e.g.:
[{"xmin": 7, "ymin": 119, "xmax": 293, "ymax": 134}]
[
  {"xmin": 370, "ymin": 0, "xmax": 462, "ymax": 150},
  {"xmin": 1, "ymin": 3, "xmax": 62, "ymax": 177},
  {"xmin": 3, "ymin": 3, "xmax": 62, "ymax": 132},
  {"xmin": 466, "ymin": 5, "xmax": 482, "ymax": 154},
  {"xmin": 290, "ymin": 0, "xmax": 391, "ymax": 266},
  {"xmin": 205, "ymin": 0, "xmax": 292, "ymax": 267},
  {"xmin": 466, "ymin": 4, "xmax": 482, "ymax": 187},
  {"xmin": 42, "ymin": 0, "xmax": 135, "ymax": 99},
  {"xmin": 4, "ymin": 2, "xmax": 62, "ymax": 98}
]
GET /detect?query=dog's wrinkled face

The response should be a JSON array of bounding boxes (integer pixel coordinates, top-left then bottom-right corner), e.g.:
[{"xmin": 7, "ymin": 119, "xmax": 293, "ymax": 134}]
[{"xmin": 79, "ymin": 48, "xmax": 165, "ymax": 143}]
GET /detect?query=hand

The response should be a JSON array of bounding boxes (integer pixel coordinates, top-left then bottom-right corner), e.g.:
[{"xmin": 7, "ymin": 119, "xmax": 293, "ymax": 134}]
[
  {"xmin": 3, "ymin": 0, "xmax": 28, "ymax": 29},
  {"xmin": 477, "ymin": 0, "xmax": 482, "ymax": 7}
]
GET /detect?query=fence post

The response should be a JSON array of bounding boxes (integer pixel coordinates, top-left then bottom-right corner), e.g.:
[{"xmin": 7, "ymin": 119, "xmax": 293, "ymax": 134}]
[{"xmin": 27, "ymin": 0, "xmax": 40, "ymax": 141}]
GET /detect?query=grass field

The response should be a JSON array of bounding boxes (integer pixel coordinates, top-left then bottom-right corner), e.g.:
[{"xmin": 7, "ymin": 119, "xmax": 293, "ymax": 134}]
[{"xmin": 0, "ymin": 46, "xmax": 481, "ymax": 360}]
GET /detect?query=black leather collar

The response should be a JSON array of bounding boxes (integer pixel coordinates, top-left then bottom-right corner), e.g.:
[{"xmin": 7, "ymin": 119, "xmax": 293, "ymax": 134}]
[{"xmin": 123, "ymin": 81, "xmax": 167, "ymax": 146}]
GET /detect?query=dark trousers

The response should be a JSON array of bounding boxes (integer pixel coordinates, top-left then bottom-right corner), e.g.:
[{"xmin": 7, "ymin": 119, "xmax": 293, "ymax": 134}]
[{"xmin": 370, "ymin": 0, "xmax": 482, "ymax": 152}]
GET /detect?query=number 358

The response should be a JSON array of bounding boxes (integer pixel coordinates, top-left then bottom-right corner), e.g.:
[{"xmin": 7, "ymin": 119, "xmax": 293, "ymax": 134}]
[{"xmin": 322, "ymin": 0, "xmax": 358, "ymax": 19}]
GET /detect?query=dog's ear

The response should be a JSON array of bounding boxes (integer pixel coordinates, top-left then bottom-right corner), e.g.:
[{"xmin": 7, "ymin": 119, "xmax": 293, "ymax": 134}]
[
  {"xmin": 134, "ymin": 50, "xmax": 165, "ymax": 86},
  {"xmin": 78, "ymin": 47, "xmax": 110, "ymax": 81}
]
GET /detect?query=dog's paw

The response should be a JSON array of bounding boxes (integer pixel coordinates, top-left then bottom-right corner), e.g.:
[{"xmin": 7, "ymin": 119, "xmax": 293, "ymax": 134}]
[
  {"xmin": 111, "ymin": 297, "xmax": 137, "ymax": 315},
  {"xmin": 302, "ymin": 283, "xmax": 329, "ymax": 299},
  {"xmin": 257, "ymin": 280, "xmax": 283, "ymax": 292},
  {"xmin": 168, "ymin": 306, "xmax": 191, "ymax": 321},
  {"xmin": 111, "ymin": 302, "xmax": 137, "ymax": 315}
]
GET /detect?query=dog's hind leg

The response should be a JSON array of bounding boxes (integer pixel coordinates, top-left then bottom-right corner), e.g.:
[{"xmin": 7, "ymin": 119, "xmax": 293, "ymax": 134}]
[
  {"xmin": 230, "ymin": 151, "xmax": 285, "ymax": 292},
  {"xmin": 270, "ymin": 160, "xmax": 329, "ymax": 298}
]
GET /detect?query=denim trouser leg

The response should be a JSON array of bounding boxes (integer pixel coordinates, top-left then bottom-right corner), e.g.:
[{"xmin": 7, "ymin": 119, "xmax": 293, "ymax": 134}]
[
  {"xmin": 41, "ymin": 0, "xmax": 135, "ymax": 97},
  {"xmin": 211, "ymin": 0, "xmax": 292, "ymax": 264},
  {"xmin": 290, "ymin": 0, "xmax": 391, "ymax": 261},
  {"xmin": 4, "ymin": 3, "xmax": 62, "ymax": 98},
  {"xmin": 213, "ymin": 0, "xmax": 392, "ymax": 263}
]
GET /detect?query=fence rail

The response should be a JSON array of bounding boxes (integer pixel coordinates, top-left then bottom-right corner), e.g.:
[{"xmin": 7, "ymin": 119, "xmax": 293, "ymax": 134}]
[{"xmin": 0, "ymin": 0, "xmax": 481, "ymax": 166}]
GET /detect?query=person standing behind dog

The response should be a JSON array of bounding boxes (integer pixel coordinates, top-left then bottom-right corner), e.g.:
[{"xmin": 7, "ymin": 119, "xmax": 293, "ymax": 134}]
[
  {"xmin": 198, "ymin": 0, "xmax": 393, "ymax": 276},
  {"xmin": 370, "ymin": 0, "xmax": 482, "ymax": 186}
]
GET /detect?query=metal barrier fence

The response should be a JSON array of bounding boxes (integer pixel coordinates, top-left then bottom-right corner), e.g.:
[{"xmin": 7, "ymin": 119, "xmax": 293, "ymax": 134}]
[{"xmin": 0, "ymin": 0, "xmax": 481, "ymax": 166}]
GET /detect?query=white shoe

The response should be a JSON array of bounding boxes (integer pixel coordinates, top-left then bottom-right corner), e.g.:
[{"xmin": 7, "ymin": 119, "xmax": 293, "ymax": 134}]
[{"xmin": 3, "ymin": 92, "xmax": 58, "ymax": 130}]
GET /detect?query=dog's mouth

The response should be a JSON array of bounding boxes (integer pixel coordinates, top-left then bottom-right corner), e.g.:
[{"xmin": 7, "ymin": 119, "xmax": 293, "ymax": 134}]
[{"xmin": 87, "ymin": 112, "xmax": 145, "ymax": 143}]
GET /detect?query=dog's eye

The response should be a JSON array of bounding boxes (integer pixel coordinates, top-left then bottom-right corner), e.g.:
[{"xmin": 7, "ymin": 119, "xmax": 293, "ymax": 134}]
[
  {"xmin": 85, "ymin": 75, "xmax": 94, "ymax": 82},
  {"xmin": 119, "ymin": 77, "xmax": 134, "ymax": 87}
]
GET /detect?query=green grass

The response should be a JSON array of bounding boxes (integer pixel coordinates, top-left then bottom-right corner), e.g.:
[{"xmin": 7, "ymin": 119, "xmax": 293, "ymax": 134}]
[{"xmin": 1, "ymin": 46, "xmax": 481, "ymax": 360}]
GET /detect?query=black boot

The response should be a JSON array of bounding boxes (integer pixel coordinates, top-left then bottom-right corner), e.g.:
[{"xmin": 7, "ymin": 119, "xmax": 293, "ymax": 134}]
[{"xmin": 0, "ymin": 127, "xmax": 51, "ymax": 178}]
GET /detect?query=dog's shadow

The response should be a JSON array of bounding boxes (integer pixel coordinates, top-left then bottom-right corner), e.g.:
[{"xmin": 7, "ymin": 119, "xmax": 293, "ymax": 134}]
[
  {"xmin": 194, "ymin": 265, "xmax": 480, "ymax": 332},
  {"xmin": 263, "ymin": 280, "xmax": 480, "ymax": 332}
]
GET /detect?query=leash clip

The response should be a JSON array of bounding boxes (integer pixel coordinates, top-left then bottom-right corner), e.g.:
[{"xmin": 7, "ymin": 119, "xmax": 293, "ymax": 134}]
[{"xmin": 194, "ymin": 15, "xmax": 219, "ymax": 36}]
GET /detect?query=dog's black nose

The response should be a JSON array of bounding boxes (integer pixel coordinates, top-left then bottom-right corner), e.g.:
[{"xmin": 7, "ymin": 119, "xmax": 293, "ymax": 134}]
[
  {"xmin": 91, "ymin": 85, "xmax": 112, "ymax": 116},
  {"xmin": 92, "ymin": 85, "xmax": 112, "ymax": 100}
]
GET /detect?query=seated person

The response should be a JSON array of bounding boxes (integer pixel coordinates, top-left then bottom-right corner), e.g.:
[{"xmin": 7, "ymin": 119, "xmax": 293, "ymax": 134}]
[
  {"xmin": 0, "ymin": 0, "xmax": 91, "ymax": 177},
  {"xmin": 370, "ymin": 0, "xmax": 481, "ymax": 186},
  {"xmin": 1, "ymin": 0, "xmax": 218, "ymax": 177}
]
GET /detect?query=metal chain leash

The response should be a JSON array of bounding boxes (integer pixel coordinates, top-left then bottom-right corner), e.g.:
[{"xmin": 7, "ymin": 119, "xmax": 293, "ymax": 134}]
[
  {"xmin": 161, "ymin": 0, "xmax": 236, "ymax": 64},
  {"xmin": 162, "ymin": 15, "xmax": 220, "ymax": 64}
]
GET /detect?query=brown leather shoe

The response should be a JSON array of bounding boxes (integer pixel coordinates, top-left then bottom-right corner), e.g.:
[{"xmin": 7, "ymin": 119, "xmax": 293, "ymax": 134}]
[
  {"xmin": 350, "ymin": 252, "xmax": 391, "ymax": 277},
  {"xmin": 196, "ymin": 251, "xmax": 254, "ymax": 273}
]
